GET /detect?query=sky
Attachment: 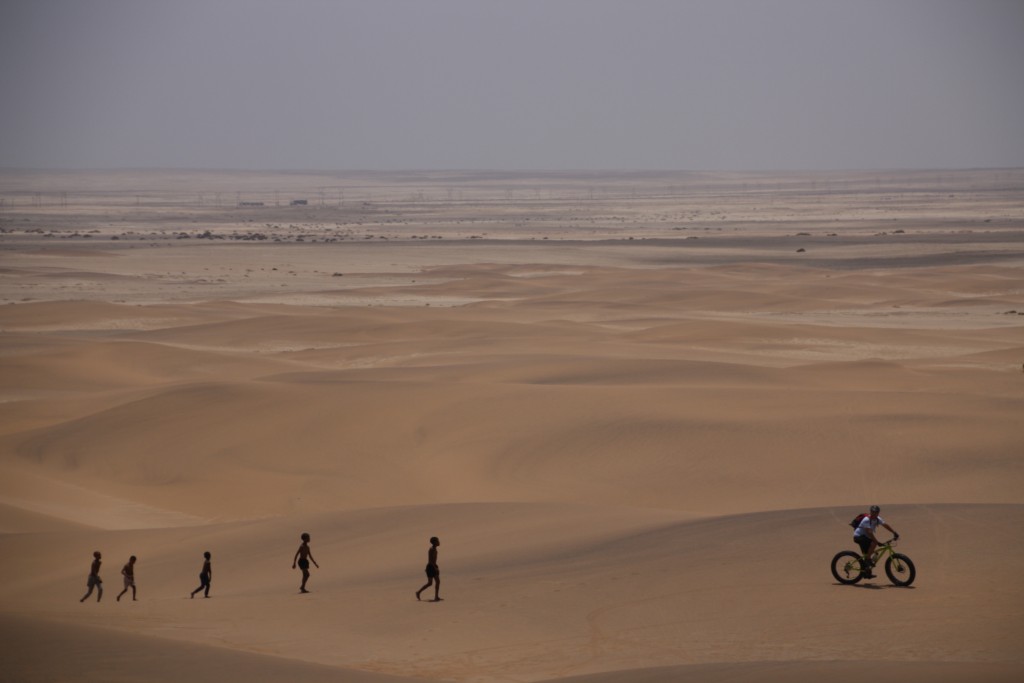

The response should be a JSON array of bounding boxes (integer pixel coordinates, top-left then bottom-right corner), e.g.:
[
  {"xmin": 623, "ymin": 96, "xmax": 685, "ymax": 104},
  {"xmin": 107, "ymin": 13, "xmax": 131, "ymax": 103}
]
[{"xmin": 1, "ymin": 0, "xmax": 1022, "ymax": 171}]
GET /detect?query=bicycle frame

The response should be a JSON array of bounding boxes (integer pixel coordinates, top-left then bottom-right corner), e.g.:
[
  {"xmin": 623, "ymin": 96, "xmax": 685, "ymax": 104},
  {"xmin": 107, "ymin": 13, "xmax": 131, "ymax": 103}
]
[
  {"xmin": 866, "ymin": 537, "xmax": 899, "ymax": 564},
  {"xmin": 860, "ymin": 536, "xmax": 901, "ymax": 565}
]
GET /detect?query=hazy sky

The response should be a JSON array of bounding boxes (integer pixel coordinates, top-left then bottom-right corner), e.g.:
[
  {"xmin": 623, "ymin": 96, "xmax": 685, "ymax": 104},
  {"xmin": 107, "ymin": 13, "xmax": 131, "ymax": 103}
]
[{"xmin": 2, "ymin": 0, "xmax": 1022, "ymax": 171}]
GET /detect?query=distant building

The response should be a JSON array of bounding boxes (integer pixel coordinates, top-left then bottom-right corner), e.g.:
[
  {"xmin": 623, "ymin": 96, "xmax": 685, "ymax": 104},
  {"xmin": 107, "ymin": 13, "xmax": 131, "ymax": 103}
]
[
  {"xmin": 290, "ymin": 199, "xmax": 308, "ymax": 206},
  {"xmin": 238, "ymin": 201, "xmax": 265, "ymax": 207}
]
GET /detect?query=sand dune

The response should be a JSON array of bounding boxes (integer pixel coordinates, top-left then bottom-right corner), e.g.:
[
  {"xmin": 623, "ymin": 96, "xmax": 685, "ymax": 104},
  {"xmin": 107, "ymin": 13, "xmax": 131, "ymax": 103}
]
[
  {"xmin": 1, "ymin": 170, "xmax": 1022, "ymax": 681},
  {"xmin": 3, "ymin": 340, "xmax": 1018, "ymax": 518},
  {"xmin": 540, "ymin": 661, "xmax": 1024, "ymax": 683},
  {"xmin": 2, "ymin": 614, "xmax": 421, "ymax": 683},
  {"xmin": 1, "ymin": 504, "xmax": 1021, "ymax": 681}
]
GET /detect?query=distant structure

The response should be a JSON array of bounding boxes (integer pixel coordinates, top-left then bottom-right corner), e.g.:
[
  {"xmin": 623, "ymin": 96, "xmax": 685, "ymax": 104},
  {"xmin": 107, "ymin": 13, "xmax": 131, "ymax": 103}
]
[
  {"xmin": 290, "ymin": 199, "xmax": 308, "ymax": 206},
  {"xmin": 238, "ymin": 201, "xmax": 265, "ymax": 207}
]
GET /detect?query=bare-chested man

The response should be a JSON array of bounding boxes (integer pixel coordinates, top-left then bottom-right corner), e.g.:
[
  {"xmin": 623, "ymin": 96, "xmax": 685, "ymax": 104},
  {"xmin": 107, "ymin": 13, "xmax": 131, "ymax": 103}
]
[
  {"xmin": 80, "ymin": 551, "xmax": 103, "ymax": 603},
  {"xmin": 116, "ymin": 555, "xmax": 137, "ymax": 602},
  {"xmin": 190, "ymin": 551, "xmax": 212, "ymax": 598},
  {"xmin": 292, "ymin": 532, "xmax": 319, "ymax": 593},
  {"xmin": 415, "ymin": 537, "xmax": 442, "ymax": 602}
]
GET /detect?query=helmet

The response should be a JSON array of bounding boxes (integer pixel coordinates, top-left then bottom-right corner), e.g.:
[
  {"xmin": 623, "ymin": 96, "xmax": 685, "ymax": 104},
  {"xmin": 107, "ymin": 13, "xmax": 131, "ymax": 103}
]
[{"xmin": 869, "ymin": 505, "xmax": 881, "ymax": 514}]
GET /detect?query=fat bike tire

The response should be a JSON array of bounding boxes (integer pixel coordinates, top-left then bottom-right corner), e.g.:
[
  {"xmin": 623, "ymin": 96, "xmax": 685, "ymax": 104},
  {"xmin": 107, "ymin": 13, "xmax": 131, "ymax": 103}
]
[
  {"xmin": 830, "ymin": 550, "xmax": 864, "ymax": 585},
  {"xmin": 885, "ymin": 553, "xmax": 916, "ymax": 587}
]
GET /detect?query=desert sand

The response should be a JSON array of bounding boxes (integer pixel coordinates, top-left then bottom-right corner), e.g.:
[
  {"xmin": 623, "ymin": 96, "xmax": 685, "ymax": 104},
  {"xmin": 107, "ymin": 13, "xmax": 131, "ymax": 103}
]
[{"xmin": 1, "ymin": 169, "xmax": 1022, "ymax": 682}]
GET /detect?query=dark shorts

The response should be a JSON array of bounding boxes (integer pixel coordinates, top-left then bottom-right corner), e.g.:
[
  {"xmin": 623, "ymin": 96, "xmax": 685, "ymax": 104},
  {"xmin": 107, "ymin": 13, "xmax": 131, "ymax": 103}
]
[
  {"xmin": 298, "ymin": 558, "xmax": 310, "ymax": 571},
  {"xmin": 854, "ymin": 534, "xmax": 872, "ymax": 555},
  {"xmin": 199, "ymin": 572, "xmax": 211, "ymax": 586},
  {"xmin": 425, "ymin": 564, "xmax": 439, "ymax": 579}
]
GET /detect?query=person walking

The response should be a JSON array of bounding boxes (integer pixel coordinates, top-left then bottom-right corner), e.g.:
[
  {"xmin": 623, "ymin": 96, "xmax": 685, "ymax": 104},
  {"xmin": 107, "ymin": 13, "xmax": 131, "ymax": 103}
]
[
  {"xmin": 116, "ymin": 555, "xmax": 137, "ymax": 601},
  {"xmin": 79, "ymin": 551, "xmax": 103, "ymax": 603},
  {"xmin": 190, "ymin": 551, "xmax": 212, "ymax": 598},
  {"xmin": 415, "ymin": 537, "xmax": 442, "ymax": 602},
  {"xmin": 292, "ymin": 532, "xmax": 319, "ymax": 593}
]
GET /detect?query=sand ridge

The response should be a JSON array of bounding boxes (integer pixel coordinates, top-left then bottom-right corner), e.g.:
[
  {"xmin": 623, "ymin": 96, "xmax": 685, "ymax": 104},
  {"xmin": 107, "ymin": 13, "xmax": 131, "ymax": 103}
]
[{"xmin": 1, "ymin": 504, "xmax": 1021, "ymax": 681}]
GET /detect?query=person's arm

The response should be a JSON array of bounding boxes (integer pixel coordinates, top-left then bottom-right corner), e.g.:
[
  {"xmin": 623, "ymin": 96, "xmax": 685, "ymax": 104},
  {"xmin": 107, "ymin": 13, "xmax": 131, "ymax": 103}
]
[
  {"xmin": 882, "ymin": 522, "xmax": 899, "ymax": 539},
  {"xmin": 293, "ymin": 547, "xmax": 300, "ymax": 568},
  {"xmin": 309, "ymin": 550, "xmax": 319, "ymax": 568}
]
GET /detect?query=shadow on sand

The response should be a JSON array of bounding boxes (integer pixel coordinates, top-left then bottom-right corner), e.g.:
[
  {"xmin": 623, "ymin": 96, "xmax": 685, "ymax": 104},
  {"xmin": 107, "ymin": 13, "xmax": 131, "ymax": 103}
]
[{"xmin": 833, "ymin": 582, "xmax": 916, "ymax": 590}]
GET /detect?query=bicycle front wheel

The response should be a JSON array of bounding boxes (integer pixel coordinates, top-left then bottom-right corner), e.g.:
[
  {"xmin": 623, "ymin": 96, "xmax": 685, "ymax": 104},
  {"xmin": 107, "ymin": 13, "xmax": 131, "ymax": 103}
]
[
  {"xmin": 831, "ymin": 550, "xmax": 864, "ymax": 585},
  {"xmin": 885, "ymin": 553, "xmax": 916, "ymax": 587}
]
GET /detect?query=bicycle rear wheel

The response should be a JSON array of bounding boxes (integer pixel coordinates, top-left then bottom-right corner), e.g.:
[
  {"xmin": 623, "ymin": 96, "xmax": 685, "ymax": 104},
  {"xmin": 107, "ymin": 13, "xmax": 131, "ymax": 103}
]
[
  {"xmin": 885, "ymin": 552, "xmax": 916, "ymax": 587},
  {"xmin": 831, "ymin": 550, "xmax": 864, "ymax": 584}
]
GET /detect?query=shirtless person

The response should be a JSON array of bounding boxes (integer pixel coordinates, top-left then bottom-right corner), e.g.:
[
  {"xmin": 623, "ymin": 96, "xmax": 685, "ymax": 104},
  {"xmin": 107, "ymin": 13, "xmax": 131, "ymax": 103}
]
[
  {"xmin": 292, "ymin": 532, "xmax": 319, "ymax": 593},
  {"xmin": 80, "ymin": 551, "xmax": 103, "ymax": 603},
  {"xmin": 190, "ymin": 551, "xmax": 212, "ymax": 598},
  {"xmin": 116, "ymin": 555, "xmax": 137, "ymax": 602},
  {"xmin": 415, "ymin": 537, "xmax": 441, "ymax": 602}
]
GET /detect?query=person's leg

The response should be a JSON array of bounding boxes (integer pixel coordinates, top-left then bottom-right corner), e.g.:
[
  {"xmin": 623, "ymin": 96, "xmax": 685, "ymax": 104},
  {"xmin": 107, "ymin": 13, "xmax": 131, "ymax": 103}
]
[
  {"xmin": 854, "ymin": 536, "xmax": 875, "ymax": 577},
  {"xmin": 204, "ymin": 576, "xmax": 210, "ymax": 597},
  {"xmin": 117, "ymin": 588, "xmax": 126, "ymax": 601},
  {"xmin": 860, "ymin": 539, "xmax": 878, "ymax": 574},
  {"xmin": 131, "ymin": 583, "xmax": 137, "ymax": 600},
  {"xmin": 300, "ymin": 567, "xmax": 310, "ymax": 592},
  {"xmin": 432, "ymin": 575, "xmax": 441, "ymax": 601},
  {"xmin": 80, "ymin": 585, "xmax": 93, "ymax": 602},
  {"xmin": 416, "ymin": 577, "xmax": 433, "ymax": 600}
]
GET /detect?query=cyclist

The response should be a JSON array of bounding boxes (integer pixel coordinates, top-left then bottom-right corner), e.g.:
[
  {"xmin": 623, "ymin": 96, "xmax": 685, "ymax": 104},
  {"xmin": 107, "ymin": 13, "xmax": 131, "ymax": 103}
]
[{"xmin": 854, "ymin": 505, "xmax": 899, "ymax": 578}]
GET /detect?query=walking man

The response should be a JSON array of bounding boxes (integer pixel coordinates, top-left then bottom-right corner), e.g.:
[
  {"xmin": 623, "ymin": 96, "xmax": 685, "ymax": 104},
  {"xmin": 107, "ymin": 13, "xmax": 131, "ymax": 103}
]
[
  {"xmin": 190, "ymin": 551, "xmax": 212, "ymax": 598},
  {"xmin": 80, "ymin": 551, "xmax": 103, "ymax": 603},
  {"xmin": 415, "ymin": 537, "xmax": 442, "ymax": 602},
  {"xmin": 116, "ymin": 555, "xmax": 137, "ymax": 602},
  {"xmin": 292, "ymin": 532, "xmax": 319, "ymax": 593}
]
